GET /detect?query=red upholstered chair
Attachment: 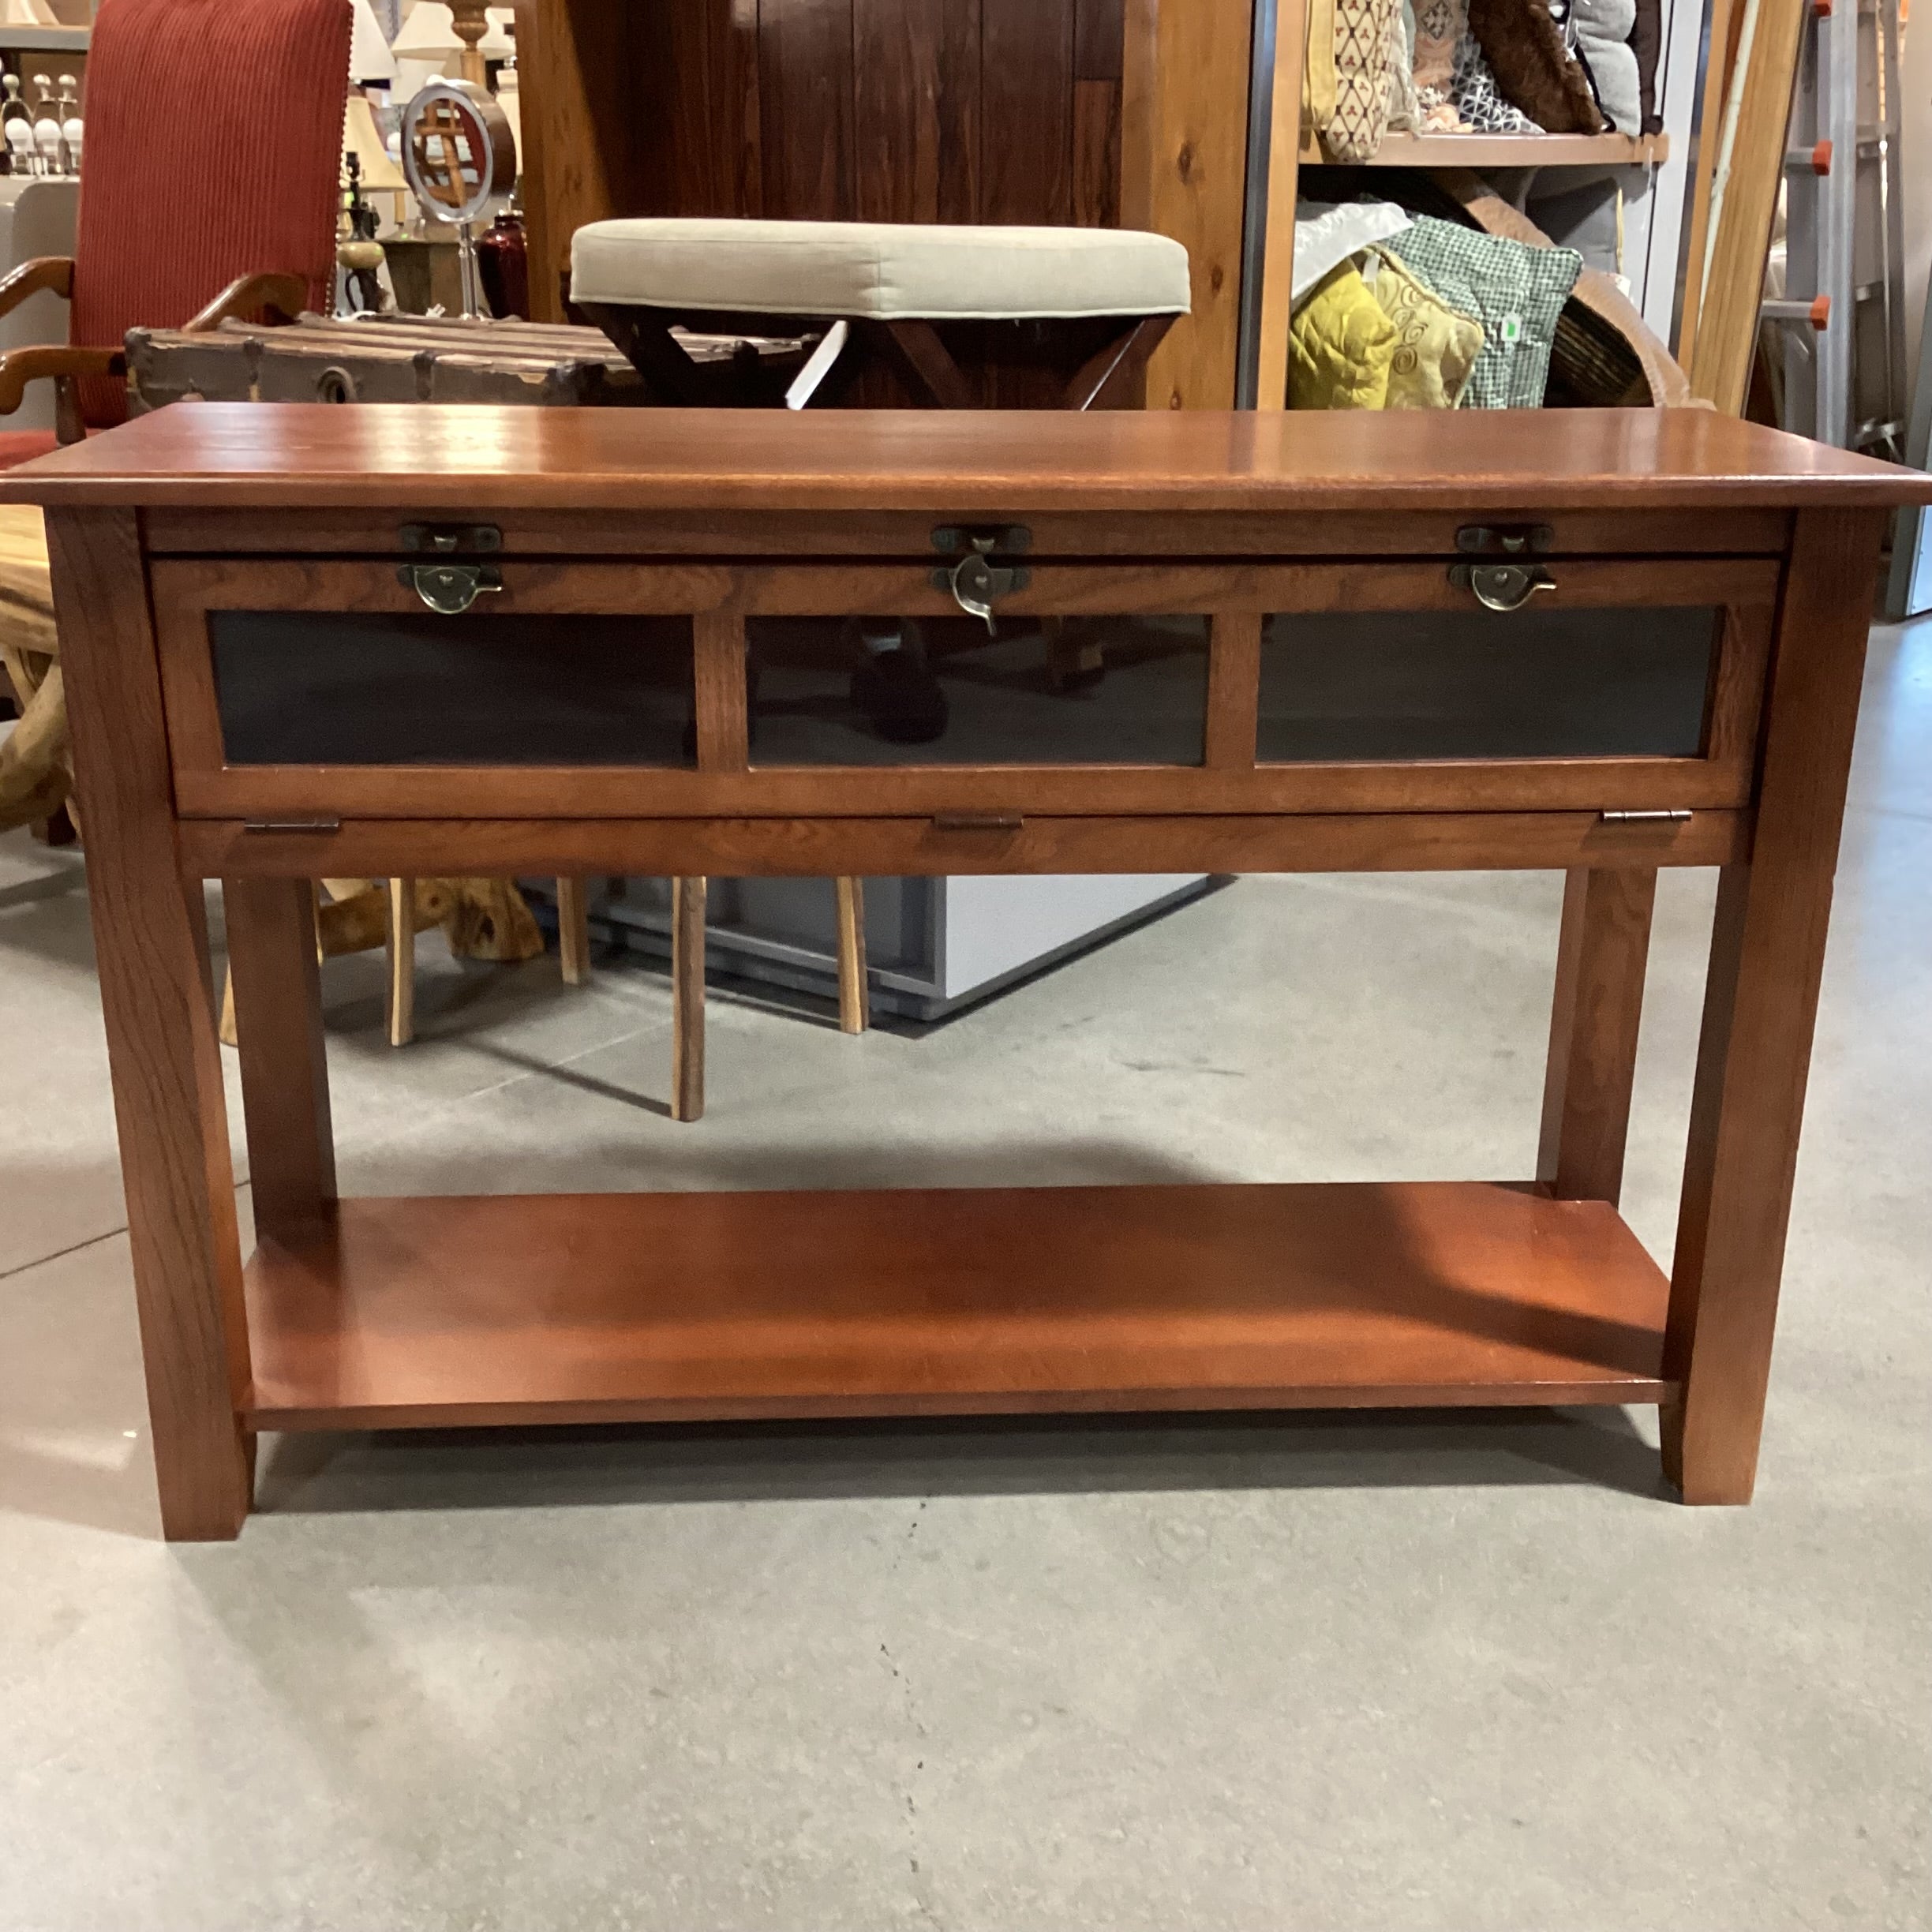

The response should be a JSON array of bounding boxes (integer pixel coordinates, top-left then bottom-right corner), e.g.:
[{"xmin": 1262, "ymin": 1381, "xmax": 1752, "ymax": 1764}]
[{"xmin": 0, "ymin": 0, "xmax": 350, "ymax": 468}]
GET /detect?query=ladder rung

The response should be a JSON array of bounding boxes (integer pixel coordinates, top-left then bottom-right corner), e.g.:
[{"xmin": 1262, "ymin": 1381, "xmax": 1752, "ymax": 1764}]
[
  {"xmin": 1762, "ymin": 296, "xmax": 1832, "ymax": 329},
  {"xmin": 1784, "ymin": 140, "xmax": 1833, "ymax": 174}
]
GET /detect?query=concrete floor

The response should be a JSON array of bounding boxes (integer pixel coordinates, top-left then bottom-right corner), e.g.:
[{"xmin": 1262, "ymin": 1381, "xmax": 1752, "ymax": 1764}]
[{"xmin": 2, "ymin": 621, "xmax": 1928, "ymax": 1932}]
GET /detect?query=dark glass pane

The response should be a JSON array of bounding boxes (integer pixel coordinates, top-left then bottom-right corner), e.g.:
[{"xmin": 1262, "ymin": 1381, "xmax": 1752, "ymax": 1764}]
[
  {"xmin": 211, "ymin": 611, "xmax": 695, "ymax": 766},
  {"xmin": 745, "ymin": 614, "xmax": 1209, "ymax": 767},
  {"xmin": 1257, "ymin": 606, "xmax": 1719, "ymax": 762}
]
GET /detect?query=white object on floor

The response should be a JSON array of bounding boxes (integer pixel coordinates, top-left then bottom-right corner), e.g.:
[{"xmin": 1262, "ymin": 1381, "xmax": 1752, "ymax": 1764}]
[{"xmin": 570, "ymin": 219, "xmax": 1192, "ymax": 321}]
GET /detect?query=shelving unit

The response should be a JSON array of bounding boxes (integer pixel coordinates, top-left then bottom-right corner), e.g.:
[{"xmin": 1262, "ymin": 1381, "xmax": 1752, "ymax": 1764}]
[
  {"xmin": 0, "ymin": 26, "xmax": 89, "ymax": 51},
  {"xmin": 1249, "ymin": 0, "xmax": 1705, "ymax": 406},
  {"xmin": 1297, "ymin": 130, "xmax": 1670, "ymax": 167}
]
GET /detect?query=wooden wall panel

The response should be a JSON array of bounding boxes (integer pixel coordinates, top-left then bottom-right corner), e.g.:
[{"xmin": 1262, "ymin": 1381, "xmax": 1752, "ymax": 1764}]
[
  {"xmin": 759, "ymin": 0, "xmax": 855, "ymax": 219},
  {"xmin": 523, "ymin": 0, "xmax": 1251, "ymax": 406},
  {"xmin": 1073, "ymin": 79, "xmax": 1122, "ymax": 227},
  {"xmin": 1121, "ymin": 0, "xmax": 1253, "ymax": 409},
  {"xmin": 1073, "ymin": 0, "xmax": 1125, "ymax": 226},
  {"xmin": 515, "ymin": 0, "xmax": 636, "ymax": 317},
  {"xmin": 663, "ymin": 0, "xmax": 764, "ymax": 217},
  {"xmin": 979, "ymin": 0, "xmax": 1077, "ymax": 223},
  {"xmin": 853, "ymin": 0, "xmax": 982, "ymax": 223}
]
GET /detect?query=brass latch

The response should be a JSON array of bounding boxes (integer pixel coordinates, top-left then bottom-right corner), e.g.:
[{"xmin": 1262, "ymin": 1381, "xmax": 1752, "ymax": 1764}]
[
  {"xmin": 398, "ymin": 561, "xmax": 504, "ymax": 614},
  {"xmin": 1449, "ymin": 561, "xmax": 1556, "ymax": 612},
  {"xmin": 930, "ymin": 525, "xmax": 1031, "ymax": 634}
]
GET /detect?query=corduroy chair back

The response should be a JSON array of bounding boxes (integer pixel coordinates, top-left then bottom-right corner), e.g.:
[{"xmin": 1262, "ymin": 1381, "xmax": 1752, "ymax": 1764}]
[{"xmin": 69, "ymin": 0, "xmax": 350, "ymax": 426}]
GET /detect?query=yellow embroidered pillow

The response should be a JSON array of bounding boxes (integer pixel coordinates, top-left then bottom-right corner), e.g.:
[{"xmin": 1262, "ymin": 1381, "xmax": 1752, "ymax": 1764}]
[
  {"xmin": 1288, "ymin": 264, "xmax": 1398, "ymax": 410},
  {"xmin": 1366, "ymin": 246, "xmax": 1485, "ymax": 409}
]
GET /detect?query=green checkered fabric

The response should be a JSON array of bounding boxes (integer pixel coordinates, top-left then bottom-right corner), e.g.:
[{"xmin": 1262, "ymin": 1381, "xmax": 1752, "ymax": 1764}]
[{"xmin": 1380, "ymin": 217, "xmax": 1582, "ymax": 409}]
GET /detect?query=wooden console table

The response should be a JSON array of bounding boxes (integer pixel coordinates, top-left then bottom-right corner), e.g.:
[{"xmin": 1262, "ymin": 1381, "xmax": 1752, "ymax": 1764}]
[{"xmin": 7, "ymin": 404, "xmax": 1926, "ymax": 1539}]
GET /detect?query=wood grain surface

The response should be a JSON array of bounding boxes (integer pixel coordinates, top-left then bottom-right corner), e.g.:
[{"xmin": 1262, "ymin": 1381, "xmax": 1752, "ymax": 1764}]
[
  {"xmin": 9, "ymin": 406, "xmax": 1926, "ymax": 513},
  {"xmin": 1121, "ymin": 0, "xmax": 1252, "ymax": 410},
  {"xmin": 1538, "ymin": 867, "xmax": 1657, "ymax": 1204},
  {"xmin": 46, "ymin": 509, "xmax": 253, "ymax": 1540},
  {"xmin": 222, "ymin": 877, "xmax": 337, "ymax": 1237},
  {"xmin": 1663, "ymin": 508, "xmax": 1890, "ymax": 1503},
  {"xmin": 242, "ymin": 1182, "xmax": 1674, "ymax": 1428},
  {"xmin": 139, "ymin": 505, "xmax": 1795, "ymax": 559},
  {"xmin": 176, "ymin": 808, "xmax": 1747, "ymax": 882}
]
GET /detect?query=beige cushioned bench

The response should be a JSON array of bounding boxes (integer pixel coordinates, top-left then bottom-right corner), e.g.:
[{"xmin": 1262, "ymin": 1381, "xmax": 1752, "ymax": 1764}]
[
  {"xmin": 569, "ymin": 217, "xmax": 1193, "ymax": 410},
  {"xmin": 571, "ymin": 219, "xmax": 1191, "ymax": 322}
]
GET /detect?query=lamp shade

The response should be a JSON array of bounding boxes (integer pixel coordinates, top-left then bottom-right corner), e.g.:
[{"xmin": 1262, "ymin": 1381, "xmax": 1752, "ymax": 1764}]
[
  {"xmin": 348, "ymin": 0, "xmax": 397, "ymax": 81},
  {"xmin": 391, "ymin": 1, "xmax": 461, "ymax": 56},
  {"xmin": 477, "ymin": 6, "xmax": 513, "ymax": 58},
  {"xmin": 344, "ymin": 92, "xmax": 407, "ymax": 189}
]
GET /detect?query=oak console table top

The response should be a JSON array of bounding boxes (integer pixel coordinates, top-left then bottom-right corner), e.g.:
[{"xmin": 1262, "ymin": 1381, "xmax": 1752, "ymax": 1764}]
[{"xmin": 6, "ymin": 404, "xmax": 1926, "ymax": 1541}]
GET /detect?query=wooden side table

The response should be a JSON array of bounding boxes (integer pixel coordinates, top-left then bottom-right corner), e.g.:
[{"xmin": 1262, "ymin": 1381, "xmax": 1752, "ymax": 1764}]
[{"xmin": 7, "ymin": 402, "xmax": 1926, "ymax": 1540}]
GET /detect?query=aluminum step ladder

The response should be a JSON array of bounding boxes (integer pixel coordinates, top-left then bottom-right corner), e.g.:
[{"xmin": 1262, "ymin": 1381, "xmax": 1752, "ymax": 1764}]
[{"xmin": 1765, "ymin": 0, "xmax": 1908, "ymax": 454}]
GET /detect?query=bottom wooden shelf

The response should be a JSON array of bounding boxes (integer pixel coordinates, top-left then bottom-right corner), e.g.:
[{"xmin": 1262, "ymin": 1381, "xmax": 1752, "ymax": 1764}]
[{"xmin": 242, "ymin": 1181, "xmax": 1673, "ymax": 1429}]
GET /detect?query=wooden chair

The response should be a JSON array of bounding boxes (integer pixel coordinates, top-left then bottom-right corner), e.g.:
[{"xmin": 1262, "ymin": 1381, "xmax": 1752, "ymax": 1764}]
[
  {"xmin": 0, "ymin": 0, "xmax": 353, "ymax": 466},
  {"xmin": 0, "ymin": 503, "xmax": 63, "ymax": 837},
  {"xmin": 0, "ymin": 0, "xmax": 574, "ymax": 1050}
]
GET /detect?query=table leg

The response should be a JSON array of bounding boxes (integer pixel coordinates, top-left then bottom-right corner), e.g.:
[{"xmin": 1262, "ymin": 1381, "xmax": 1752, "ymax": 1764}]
[
  {"xmin": 47, "ymin": 508, "xmax": 253, "ymax": 1539},
  {"xmin": 1538, "ymin": 867, "xmax": 1657, "ymax": 1204},
  {"xmin": 1663, "ymin": 508, "xmax": 1886, "ymax": 1503},
  {"xmin": 223, "ymin": 877, "xmax": 335, "ymax": 1241}
]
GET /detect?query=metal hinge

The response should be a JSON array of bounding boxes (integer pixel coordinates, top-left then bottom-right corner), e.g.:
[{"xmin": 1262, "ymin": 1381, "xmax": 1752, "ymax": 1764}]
[
  {"xmin": 1456, "ymin": 522, "xmax": 1553, "ymax": 556},
  {"xmin": 1599, "ymin": 809, "xmax": 1693, "ymax": 823},
  {"xmin": 930, "ymin": 523, "xmax": 1031, "ymax": 556},
  {"xmin": 242, "ymin": 818, "xmax": 343, "ymax": 833},
  {"xmin": 932, "ymin": 811, "xmax": 1023, "ymax": 832}
]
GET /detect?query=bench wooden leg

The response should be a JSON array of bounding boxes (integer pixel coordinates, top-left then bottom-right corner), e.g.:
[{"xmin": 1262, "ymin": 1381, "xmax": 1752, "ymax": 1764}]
[
  {"xmin": 386, "ymin": 876, "xmax": 415, "ymax": 1047},
  {"xmin": 835, "ymin": 876, "xmax": 869, "ymax": 1035},
  {"xmin": 557, "ymin": 875, "xmax": 591, "ymax": 985},
  {"xmin": 672, "ymin": 876, "xmax": 706, "ymax": 1122}
]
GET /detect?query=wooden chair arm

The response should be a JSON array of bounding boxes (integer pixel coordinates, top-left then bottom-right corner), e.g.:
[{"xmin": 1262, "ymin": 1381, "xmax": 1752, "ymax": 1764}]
[
  {"xmin": 0, "ymin": 256, "xmax": 73, "ymax": 320},
  {"xmin": 183, "ymin": 271, "xmax": 309, "ymax": 333},
  {"xmin": 0, "ymin": 343, "xmax": 124, "ymax": 417}
]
